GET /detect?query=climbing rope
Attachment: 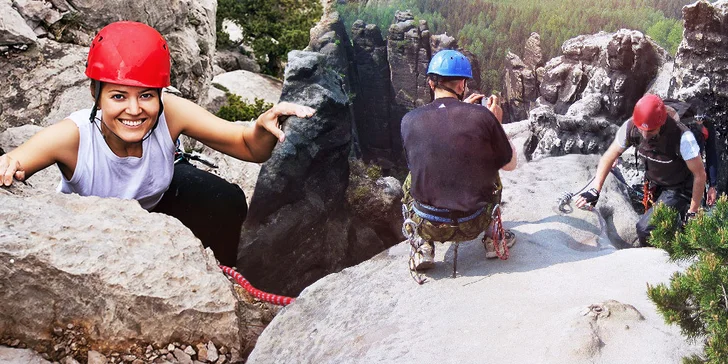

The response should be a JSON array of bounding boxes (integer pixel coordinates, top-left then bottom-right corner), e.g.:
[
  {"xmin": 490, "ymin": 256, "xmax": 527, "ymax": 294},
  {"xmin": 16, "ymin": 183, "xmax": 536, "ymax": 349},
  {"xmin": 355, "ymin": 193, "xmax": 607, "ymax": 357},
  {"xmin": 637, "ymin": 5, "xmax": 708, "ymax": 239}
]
[
  {"xmin": 402, "ymin": 204, "xmax": 427, "ymax": 285},
  {"xmin": 489, "ymin": 204, "xmax": 510, "ymax": 260},
  {"xmin": 219, "ymin": 265, "xmax": 295, "ymax": 306}
]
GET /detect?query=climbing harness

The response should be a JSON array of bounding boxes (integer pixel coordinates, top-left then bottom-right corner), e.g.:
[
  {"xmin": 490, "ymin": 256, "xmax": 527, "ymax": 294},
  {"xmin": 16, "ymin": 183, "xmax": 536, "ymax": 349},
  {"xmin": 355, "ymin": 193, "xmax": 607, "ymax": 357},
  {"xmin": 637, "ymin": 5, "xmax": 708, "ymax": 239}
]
[
  {"xmin": 219, "ymin": 265, "xmax": 295, "ymax": 306},
  {"xmin": 403, "ymin": 201, "xmax": 511, "ymax": 282}
]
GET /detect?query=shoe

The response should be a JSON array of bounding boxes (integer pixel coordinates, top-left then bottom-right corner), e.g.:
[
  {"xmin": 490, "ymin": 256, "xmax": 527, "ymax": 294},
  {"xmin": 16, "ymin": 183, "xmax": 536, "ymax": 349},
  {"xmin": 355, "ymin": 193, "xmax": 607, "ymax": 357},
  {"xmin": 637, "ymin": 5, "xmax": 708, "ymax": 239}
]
[
  {"xmin": 484, "ymin": 229, "xmax": 516, "ymax": 259},
  {"xmin": 410, "ymin": 241, "xmax": 435, "ymax": 271}
]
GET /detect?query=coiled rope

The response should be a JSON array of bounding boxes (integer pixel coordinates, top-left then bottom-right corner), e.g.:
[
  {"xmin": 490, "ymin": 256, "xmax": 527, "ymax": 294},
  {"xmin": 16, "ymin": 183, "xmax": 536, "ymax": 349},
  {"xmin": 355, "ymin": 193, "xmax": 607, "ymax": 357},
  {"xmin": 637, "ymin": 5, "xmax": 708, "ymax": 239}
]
[{"xmin": 219, "ymin": 265, "xmax": 295, "ymax": 306}]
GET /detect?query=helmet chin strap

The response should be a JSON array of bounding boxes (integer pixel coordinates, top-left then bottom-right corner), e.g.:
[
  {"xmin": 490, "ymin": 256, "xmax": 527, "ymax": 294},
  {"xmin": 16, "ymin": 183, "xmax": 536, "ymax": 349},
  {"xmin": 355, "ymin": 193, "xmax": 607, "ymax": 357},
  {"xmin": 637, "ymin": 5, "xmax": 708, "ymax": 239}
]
[{"xmin": 438, "ymin": 84, "xmax": 465, "ymax": 101}]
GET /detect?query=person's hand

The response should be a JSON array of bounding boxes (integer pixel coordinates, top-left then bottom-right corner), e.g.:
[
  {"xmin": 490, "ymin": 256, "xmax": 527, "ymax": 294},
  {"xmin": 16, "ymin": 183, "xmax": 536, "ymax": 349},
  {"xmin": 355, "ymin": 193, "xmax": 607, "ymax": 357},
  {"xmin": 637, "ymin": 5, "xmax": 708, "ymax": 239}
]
[
  {"xmin": 707, "ymin": 186, "xmax": 717, "ymax": 206},
  {"xmin": 0, "ymin": 154, "xmax": 25, "ymax": 186},
  {"xmin": 463, "ymin": 92, "xmax": 485, "ymax": 105},
  {"xmin": 575, "ymin": 188, "xmax": 600, "ymax": 210},
  {"xmin": 256, "ymin": 102, "xmax": 316, "ymax": 142},
  {"xmin": 485, "ymin": 95, "xmax": 503, "ymax": 123}
]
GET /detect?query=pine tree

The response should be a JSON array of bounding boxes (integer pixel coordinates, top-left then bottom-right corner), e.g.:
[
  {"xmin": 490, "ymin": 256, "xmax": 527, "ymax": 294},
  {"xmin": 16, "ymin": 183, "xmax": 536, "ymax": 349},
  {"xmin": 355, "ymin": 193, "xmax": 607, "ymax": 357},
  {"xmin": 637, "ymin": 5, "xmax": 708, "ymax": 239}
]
[{"xmin": 647, "ymin": 195, "xmax": 728, "ymax": 363}]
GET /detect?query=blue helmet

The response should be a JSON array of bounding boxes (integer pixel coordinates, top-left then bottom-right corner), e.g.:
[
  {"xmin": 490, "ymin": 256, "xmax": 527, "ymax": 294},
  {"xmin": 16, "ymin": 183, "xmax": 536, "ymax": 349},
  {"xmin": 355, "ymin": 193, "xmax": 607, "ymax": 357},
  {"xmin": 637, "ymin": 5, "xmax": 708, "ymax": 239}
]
[{"xmin": 427, "ymin": 50, "xmax": 472, "ymax": 78}]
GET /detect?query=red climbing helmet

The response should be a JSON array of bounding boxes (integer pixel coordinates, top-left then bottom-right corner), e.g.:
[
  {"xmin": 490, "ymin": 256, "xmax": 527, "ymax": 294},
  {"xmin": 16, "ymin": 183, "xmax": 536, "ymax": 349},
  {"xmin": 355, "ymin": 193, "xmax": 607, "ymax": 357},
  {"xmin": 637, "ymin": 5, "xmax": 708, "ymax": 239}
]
[
  {"xmin": 85, "ymin": 21, "xmax": 171, "ymax": 88},
  {"xmin": 633, "ymin": 94, "xmax": 667, "ymax": 131}
]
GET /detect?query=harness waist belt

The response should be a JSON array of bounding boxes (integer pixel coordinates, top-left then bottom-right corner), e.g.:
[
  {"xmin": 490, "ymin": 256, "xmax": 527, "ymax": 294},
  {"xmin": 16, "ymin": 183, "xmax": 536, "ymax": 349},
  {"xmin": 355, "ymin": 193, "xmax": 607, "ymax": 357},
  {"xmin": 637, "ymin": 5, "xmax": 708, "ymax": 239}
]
[{"xmin": 412, "ymin": 200, "xmax": 485, "ymax": 224}]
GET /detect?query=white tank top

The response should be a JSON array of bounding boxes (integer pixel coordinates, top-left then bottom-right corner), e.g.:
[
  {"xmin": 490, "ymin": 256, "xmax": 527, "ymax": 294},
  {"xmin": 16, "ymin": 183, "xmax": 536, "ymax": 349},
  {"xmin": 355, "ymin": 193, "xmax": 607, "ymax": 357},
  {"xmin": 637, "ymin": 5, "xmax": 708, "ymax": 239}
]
[{"xmin": 58, "ymin": 109, "xmax": 176, "ymax": 210}]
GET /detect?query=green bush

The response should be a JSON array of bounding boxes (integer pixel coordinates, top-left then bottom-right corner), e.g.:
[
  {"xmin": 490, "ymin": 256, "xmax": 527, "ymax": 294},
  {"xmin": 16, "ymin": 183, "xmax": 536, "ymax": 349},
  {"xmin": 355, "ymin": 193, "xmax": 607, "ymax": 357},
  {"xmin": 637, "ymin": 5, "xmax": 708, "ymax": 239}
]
[
  {"xmin": 647, "ymin": 195, "xmax": 728, "ymax": 363},
  {"xmin": 216, "ymin": 94, "xmax": 274, "ymax": 122},
  {"xmin": 217, "ymin": 0, "xmax": 323, "ymax": 77}
]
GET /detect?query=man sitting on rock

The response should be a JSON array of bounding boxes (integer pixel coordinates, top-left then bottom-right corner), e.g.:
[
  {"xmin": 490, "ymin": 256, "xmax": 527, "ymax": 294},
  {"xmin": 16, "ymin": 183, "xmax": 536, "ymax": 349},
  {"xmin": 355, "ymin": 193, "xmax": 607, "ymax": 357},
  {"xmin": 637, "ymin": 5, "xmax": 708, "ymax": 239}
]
[
  {"xmin": 576, "ymin": 94, "xmax": 707, "ymax": 246},
  {"xmin": 401, "ymin": 49, "xmax": 518, "ymax": 271}
]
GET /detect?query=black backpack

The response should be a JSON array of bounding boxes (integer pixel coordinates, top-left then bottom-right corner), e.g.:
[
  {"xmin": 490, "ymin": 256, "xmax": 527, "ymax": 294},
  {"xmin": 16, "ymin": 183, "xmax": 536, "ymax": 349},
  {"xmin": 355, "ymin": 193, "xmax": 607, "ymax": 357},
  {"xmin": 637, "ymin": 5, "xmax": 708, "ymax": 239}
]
[{"xmin": 662, "ymin": 98, "xmax": 707, "ymax": 154}]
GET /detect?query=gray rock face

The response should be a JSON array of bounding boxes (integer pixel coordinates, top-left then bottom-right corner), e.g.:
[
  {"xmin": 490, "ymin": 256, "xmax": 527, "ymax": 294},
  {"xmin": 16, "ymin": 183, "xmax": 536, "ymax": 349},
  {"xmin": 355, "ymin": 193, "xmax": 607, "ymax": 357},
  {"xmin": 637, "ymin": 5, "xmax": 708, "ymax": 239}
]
[
  {"xmin": 1, "ymin": 0, "xmax": 216, "ymax": 132},
  {"xmin": 307, "ymin": 11, "xmax": 359, "ymax": 97},
  {"xmin": 503, "ymin": 33, "xmax": 543, "ymax": 123},
  {"xmin": 387, "ymin": 11, "xmax": 431, "ymax": 156},
  {"xmin": 0, "ymin": 125, "xmax": 59, "ymax": 193},
  {"xmin": 540, "ymin": 30, "xmax": 666, "ymax": 120},
  {"xmin": 524, "ymin": 104, "xmax": 619, "ymax": 161},
  {"xmin": 525, "ymin": 29, "xmax": 667, "ymax": 159},
  {"xmin": 238, "ymin": 51, "xmax": 388, "ymax": 296},
  {"xmin": 0, "ymin": 39, "xmax": 88, "ymax": 132},
  {"xmin": 347, "ymin": 160, "xmax": 405, "ymax": 245},
  {"xmin": 670, "ymin": 0, "xmax": 728, "ymax": 192},
  {"xmin": 503, "ymin": 51, "xmax": 540, "ymax": 123},
  {"xmin": 523, "ymin": 32, "xmax": 543, "ymax": 69},
  {"xmin": 0, "ymin": 192, "xmax": 265, "ymax": 363},
  {"xmin": 215, "ymin": 49, "xmax": 260, "ymax": 74},
  {"xmin": 0, "ymin": 0, "xmax": 38, "ymax": 45},
  {"xmin": 246, "ymin": 151, "xmax": 699, "ymax": 363},
  {"xmin": 351, "ymin": 20, "xmax": 395, "ymax": 163}
]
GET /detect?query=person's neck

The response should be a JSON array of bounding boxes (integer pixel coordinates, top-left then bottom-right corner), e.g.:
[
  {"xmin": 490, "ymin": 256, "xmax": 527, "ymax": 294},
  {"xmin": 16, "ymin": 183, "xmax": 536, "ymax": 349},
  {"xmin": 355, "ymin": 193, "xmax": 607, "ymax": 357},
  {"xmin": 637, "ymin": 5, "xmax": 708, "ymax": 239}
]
[{"xmin": 433, "ymin": 88, "xmax": 460, "ymax": 100}]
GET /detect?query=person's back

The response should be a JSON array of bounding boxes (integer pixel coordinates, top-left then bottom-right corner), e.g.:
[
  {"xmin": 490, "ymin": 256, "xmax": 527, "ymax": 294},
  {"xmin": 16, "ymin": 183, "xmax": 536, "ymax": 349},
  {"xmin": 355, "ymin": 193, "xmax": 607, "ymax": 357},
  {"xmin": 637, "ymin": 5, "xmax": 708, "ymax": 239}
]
[
  {"xmin": 402, "ymin": 97, "xmax": 511, "ymax": 212},
  {"xmin": 400, "ymin": 49, "xmax": 517, "ymax": 273}
]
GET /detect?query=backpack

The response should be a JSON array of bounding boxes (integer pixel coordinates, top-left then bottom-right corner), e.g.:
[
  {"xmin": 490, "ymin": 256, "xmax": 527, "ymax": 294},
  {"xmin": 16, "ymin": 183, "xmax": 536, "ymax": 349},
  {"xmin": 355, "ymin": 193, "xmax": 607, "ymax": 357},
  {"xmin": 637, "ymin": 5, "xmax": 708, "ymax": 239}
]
[{"xmin": 662, "ymin": 98, "xmax": 708, "ymax": 154}]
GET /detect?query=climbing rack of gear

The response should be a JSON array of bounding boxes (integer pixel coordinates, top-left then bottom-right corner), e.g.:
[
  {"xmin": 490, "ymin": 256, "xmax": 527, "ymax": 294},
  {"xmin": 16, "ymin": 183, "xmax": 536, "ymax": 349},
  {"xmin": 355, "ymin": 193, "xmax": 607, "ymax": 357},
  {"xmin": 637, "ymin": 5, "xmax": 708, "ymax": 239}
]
[{"xmin": 220, "ymin": 265, "xmax": 295, "ymax": 306}]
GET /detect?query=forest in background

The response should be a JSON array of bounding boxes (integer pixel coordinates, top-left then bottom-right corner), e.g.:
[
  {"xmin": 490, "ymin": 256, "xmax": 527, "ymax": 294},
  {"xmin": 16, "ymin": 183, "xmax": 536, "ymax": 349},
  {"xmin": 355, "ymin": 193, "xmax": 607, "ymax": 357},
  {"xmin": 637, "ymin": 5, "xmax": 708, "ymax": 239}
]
[{"xmin": 336, "ymin": 0, "xmax": 700, "ymax": 92}]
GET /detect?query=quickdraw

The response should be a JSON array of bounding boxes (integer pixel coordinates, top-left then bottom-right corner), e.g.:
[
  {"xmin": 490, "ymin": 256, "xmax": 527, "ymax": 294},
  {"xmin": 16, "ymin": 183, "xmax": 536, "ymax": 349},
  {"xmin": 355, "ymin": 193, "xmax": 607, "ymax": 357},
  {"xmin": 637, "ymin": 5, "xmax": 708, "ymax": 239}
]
[{"xmin": 219, "ymin": 265, "xmax": 295, "ymax": 306}]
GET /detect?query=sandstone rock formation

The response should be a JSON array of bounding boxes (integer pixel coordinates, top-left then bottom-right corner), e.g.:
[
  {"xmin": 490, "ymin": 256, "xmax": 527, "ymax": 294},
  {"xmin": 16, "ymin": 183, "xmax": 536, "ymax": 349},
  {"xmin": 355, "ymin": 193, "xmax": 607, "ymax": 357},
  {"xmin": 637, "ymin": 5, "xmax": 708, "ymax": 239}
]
[
  {"xmin": 351, "ymin": 20, "xmax": 395, "ymax": 163},
  {"xmin": 246, "ymin": 126, "xmax": 699, "ymax": 363},
  {"xmin": 670, "ymin": 0, "xmax": 728, "ymax": 192},
  {"xmin": 503, "ymin": 32, "xmax": 544, "ymax": 124},
  {"xmin": 238, "ymin": 51, "xmax": 390, "ymax": 297},
  {"xmin": 524, "ymin": 29, "xmax": 669, "ymax": 160},
  {"xmin": 386, "ymin": 11, "xmax": 431, "ymax": 157},
  {"xmin": 0, "ymin": 191, "xmax": 271, "ymax": 363}
]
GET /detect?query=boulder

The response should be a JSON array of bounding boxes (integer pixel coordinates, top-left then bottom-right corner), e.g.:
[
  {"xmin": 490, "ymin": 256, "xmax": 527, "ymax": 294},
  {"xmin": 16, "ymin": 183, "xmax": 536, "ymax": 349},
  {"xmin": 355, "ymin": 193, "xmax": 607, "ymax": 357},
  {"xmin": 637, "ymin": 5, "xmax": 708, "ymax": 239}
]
[
  {"xmin": 0, "ymin": 0, "xmax": 38, "ymax": 46},
  {"xmin": 0, "ymin": 125, "xmax": 59, "ymax": 194},
  {"xmin": 0, "ymin": 191, "xmax": 270, "ymax": 362},
  {"xmin": 238, "ymin": 51, "xmax": 390, "ymax": 297},
  {"xmin": 246, "ymin": 145, "xmax": 697, "ymax": 363}
]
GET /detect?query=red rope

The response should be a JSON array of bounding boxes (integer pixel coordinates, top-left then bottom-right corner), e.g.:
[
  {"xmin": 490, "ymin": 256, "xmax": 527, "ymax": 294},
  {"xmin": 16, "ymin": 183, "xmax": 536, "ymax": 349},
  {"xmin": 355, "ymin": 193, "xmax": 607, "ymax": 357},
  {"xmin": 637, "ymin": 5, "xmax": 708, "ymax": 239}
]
[
  {"xmin": 491, "ymin": 206, "xmax": 509, "ymax": 260},
  {"xmin": 219, "ymin": 265, "xmax": 295, "ymax": 306}
]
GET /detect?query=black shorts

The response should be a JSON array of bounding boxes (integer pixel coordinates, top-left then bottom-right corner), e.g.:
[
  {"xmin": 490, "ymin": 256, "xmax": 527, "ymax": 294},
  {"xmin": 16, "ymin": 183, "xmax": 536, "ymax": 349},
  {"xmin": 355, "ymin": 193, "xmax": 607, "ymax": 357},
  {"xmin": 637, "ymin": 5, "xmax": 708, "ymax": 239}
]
[{"xmin": 152, "ymin": 161, "xmax": 247, "ymax": 266}]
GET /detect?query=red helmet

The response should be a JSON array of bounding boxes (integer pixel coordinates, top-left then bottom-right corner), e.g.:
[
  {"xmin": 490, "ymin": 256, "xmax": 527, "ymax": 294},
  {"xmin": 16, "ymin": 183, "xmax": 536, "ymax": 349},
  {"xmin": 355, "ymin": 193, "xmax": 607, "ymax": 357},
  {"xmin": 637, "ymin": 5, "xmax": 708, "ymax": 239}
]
[
  {"xmin": 633, "ymin": 94, "xmax": 666, "ymax": 131},
  {"xmin": 85, "ymin": 21, "xmax": 171, "ymax": 88}
]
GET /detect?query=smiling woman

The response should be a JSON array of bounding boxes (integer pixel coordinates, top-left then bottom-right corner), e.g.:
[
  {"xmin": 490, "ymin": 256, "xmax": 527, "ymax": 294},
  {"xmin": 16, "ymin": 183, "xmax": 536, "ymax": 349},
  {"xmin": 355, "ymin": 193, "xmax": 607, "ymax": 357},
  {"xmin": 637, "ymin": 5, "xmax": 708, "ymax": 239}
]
[{"xmin": 0, "ymin": 21, "xmax": 316, "ymax": 267}]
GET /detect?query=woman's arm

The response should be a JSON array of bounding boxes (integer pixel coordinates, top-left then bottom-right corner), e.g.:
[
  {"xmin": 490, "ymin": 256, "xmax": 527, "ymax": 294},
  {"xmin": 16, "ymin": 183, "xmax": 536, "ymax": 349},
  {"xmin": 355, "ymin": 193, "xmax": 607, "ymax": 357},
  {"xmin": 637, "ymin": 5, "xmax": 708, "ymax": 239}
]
[
  {"xmin": 163, "ymin": 94, "xmax": 314, "ymax": 163},
  {"xmin": 1, "ymin": 119, "xmax": 79, "ymax": 186}
]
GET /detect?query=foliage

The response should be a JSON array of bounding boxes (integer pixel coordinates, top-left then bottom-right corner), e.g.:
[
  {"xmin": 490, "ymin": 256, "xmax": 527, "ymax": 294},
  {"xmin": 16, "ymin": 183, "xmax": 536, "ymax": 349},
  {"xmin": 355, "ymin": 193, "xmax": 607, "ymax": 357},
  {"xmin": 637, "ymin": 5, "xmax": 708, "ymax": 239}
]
[
  {"xmin": 336, "ymin": 0, "xmax": 696, "ymax": 92},
  {"xmin": 218, "ymin": 0, "xmax": 323, "ymax": 77},
  {"xmin": 647, "ymin": 195, "xmax": 728, "ymax": 363},
  {"xmin": 216, "ymin": 94, "xmax": 273, "ymax": 122}
]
